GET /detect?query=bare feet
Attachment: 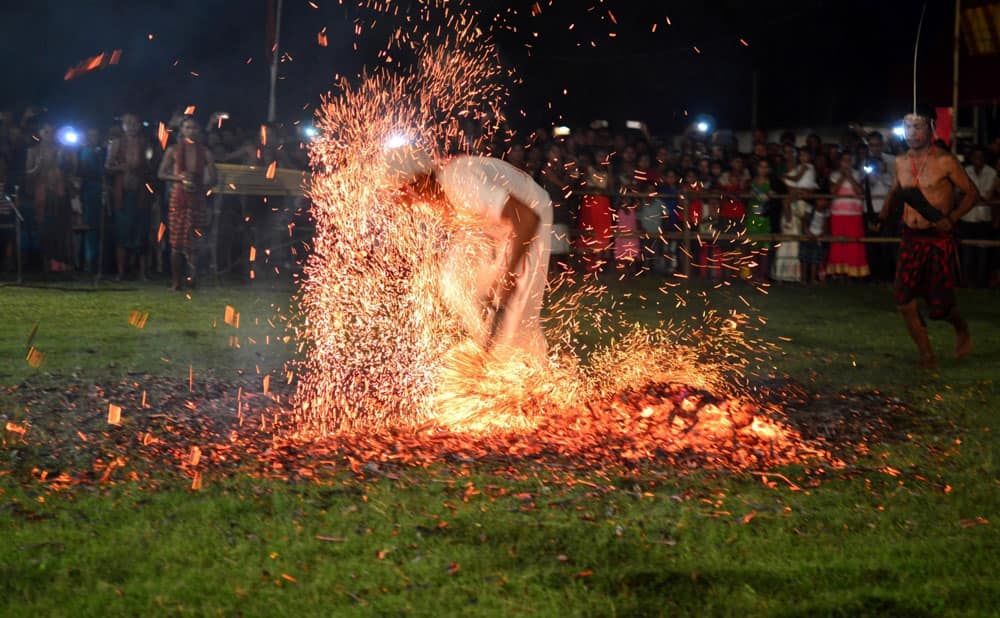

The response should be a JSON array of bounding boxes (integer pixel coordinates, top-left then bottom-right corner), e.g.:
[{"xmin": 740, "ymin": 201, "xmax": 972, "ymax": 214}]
[{"xmin": 955, "ymin": 330, "xmax": 973, "ymax": 359}]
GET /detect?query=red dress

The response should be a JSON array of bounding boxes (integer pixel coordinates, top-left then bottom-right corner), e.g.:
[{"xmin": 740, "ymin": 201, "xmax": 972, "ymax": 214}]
[
  {"xmin": 826, "ymin": 173, "xmax": 870, "ymax": 277},
  {"xmin": 576, "ymin": 193, "xmax": 612, "ymax": 272},
  {"xmin": 168, "ymin": 140, "xmax": 208, "ymax": 257}
]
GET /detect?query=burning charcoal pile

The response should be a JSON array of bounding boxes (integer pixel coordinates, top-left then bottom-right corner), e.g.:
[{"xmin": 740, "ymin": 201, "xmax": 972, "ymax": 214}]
[{"xmin": 3, "ymin": 371, "xmax": 915, "ymax": 492}]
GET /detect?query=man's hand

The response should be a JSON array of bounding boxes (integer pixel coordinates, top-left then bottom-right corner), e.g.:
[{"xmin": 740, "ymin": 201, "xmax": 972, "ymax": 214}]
[{"xmin": 934, "ymin": 216, "xmax": 954, "ymax": 233}]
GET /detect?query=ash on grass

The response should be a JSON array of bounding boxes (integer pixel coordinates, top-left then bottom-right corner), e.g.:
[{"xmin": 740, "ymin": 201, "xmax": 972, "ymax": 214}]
[{"xmin": 1, "ymin": 371, "xmax": 927, "ymax": 490}]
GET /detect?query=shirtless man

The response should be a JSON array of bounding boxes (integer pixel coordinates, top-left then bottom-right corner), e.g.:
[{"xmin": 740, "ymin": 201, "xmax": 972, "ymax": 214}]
[
  {"xmin": 106, "ymin": 114, "xmax": 153, "ymax": 280},
  {"xmin": 158, "ymin": 117, "xmax": 217, "ymax": 290},
  {"xmin": 879, "ymin": 106, "xmax": 979, "ymax": 369},
  {"xmin": 386, "ymin": 143, "xmax": 552, "ymax": 360}
]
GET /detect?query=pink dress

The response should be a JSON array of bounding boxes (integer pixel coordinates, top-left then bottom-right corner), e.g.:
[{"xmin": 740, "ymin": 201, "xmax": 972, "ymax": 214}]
[
  {"xmin": 825, "ymin": 172, "xmax": 870, "ymax": 278},
  {"xmin": 614, "ymin": 206, "xmax": 641, "ymax": 263}
]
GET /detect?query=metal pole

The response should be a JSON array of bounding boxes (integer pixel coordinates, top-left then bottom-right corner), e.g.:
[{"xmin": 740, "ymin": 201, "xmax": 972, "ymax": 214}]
[
  {"xmin": 267, "ymin": 0, "xmax": 283, "ymax": 123},
  {"xmin": 951, "ymin": 0, "xmax": 961, "ymax": 153},
  {"xmin": 14, "ymin": 187, "xmax": 22, "ymax": 284}
]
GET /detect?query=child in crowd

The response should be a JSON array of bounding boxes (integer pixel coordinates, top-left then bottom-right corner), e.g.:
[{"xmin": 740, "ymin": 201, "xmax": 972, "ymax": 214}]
[
  {"xmin": 773, "ymin": 149, "xmax": 818, "ymax": 282},
  {"xmin": 613, "ymin": 195, "xmax": 641, "ymax": 275},
  {"xmin": 658, "ymin": 169, "xmax": 682, "ymax": 274},
  {"xmin": 800, "ymin": 198, "xmax": 830, "ymax": 284},
  {"xmin": 746, "ymin": 159, "xmax": 775, "ymax": 280},
  {"xmin": 637, "ymin": 180, "xmax": 667, "ymax": 275}
]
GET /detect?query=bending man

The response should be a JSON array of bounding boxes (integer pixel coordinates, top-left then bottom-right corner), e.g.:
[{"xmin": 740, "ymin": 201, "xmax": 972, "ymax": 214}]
[{"xmin": 387, "ymin": 145, "xmax": 553, "ymax": 361}]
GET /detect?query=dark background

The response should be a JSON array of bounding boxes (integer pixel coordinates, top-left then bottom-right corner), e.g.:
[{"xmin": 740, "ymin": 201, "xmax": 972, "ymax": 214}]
[{"xmin": 0, "ymin": 0, "xmax": 987, "ymax": 134}]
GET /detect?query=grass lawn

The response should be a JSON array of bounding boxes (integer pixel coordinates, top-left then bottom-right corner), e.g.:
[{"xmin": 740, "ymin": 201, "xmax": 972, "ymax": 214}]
[{"xmin": 0, "ymin": 278, "xmax": 998, "ymax": 616}]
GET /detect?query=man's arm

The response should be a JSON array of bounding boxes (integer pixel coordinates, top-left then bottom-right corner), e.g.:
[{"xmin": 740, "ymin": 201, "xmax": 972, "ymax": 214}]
[
  {"xmin": 204, "ymin": 150, "xmax": 218, "ymax": 188},
  {"xmin": 25, "ymin": 146, "xmax": 39, "ymax": 177},
  {"xmin": 490, "ymin": 195, "xmax": 541, "ymax": 309},
  {"xmin": 944, "ymin": 154, "xmax": 981, "ymax": 227},
  {"xmin": 105, "ymin": 139, "xmax": 122, "ymax": 173},
  {"xmin": 157, "ymin": 146, "xmax": 178, "ymax": 182}
]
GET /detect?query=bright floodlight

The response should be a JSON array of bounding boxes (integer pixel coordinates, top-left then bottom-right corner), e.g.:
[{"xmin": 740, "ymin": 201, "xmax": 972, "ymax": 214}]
[
  {"xmin": 303, "ymin": 126, "xmax": 319, "ymax": 138},
  {"xmin": 57, "ymin": 126, "xmax": 80, "ymax": 146},
  {"xmin": 696, "ymin": 121, "xmax": 710, "ymax": 133},
  {"xmin": 892, "ymin": 125, "xmax": 905, "ymax": 138},
  {"xmin": 385, "ymin": 133, "xmax": 410, "ymax": 149}
]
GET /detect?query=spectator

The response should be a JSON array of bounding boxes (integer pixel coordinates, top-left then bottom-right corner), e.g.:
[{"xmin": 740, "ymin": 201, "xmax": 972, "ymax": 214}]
[
  {"xmin": 106, "ymin": 113, "xmax": 155, "ymax": 280},
  {"xmin": 158, "ymin": 116, "xmax": 217, "ymax": 290},
  {"xmin": 658, "ymin": 169, "xmax": 682, "ymax": 274},
  {"xmin": 866, "ymin": 131, "xmax": 896, "ymax": 179},
  {"xmin": 637, "ymin": 181, "xmax": 666, "ymax": 275},
  {"xmin": 800, "ymin": 198, "xmax": 829, "ymax": 285},
  {"xmin": 961, "ymin": 146, "xmax": 997, "ymax": 288},
  {"xmin": 863, "ymin": 154, "xmax": 896, "ymax": 283},
  {"xmin": 576, "ymin": 151, "xmax": 612, "ymax": 274},
  {"xmin": 718, "ymin": 156, "xmax": 749, "ymax": 265},
  {"xmin": 77, "ymin": 128, "xmax": 106, "ymax": 274},
  {"xmin": 26, "ymin": 122, "xmax": 73, "ymax": 272},
  {"xmin": 826, "ymin": 153, "xmax": 870, "ymax": 279},
  {"xmin": 805, "ymin": 134, "xmax": 822, "ymax": 157},
  {"xmin": 746, "ymin": 159, "xmax": 775, "ymax": 280},
  {"xmin": 774, "ymin": 151, "xmax": 816, "ymax": 282},
  {"xmin": 613, "ymin": 191, "xmax": 641, "ymax": 275}
]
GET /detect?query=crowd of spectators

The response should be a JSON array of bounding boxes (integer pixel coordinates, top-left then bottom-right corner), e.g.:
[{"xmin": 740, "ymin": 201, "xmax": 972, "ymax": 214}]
[
  {"xmin": 1, "ymin": 104, "xmax": 998, "ymax": 289},
  {"xmin": 0, "ymin": 106, "xmax": 309, "ymax": 282},
  {"xmin": 513, "ymin": 123, "xmax": 1000, "ymax": 288}
]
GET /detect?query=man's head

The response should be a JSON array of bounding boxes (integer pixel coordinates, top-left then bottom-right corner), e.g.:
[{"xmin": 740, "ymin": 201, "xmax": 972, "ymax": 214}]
[
  {"xmin": 903, "ymin": 104, "xmax": 936, "ymax": 150},
  {"xmin": 86, "ymin": 128, "xmax": 100, "ymax": 146},
  {"xmin": 970, "ymin": 146, "xmax": 986, "ymax": 170},
  {"xmin": 730, "ymin": 156, "xmax": 745, "ymax": 175},
  {"xmin": 180, "ymin": 117, "xmax": 199, "ymax": 142},
  {"xmin": 866, "ymin": 131, "xmax": 885, "ymax": 156},
  {"xmin": 697, "ymin": 158, "xmax": 710, "ymax": 177},
  {"xmin": 122, "ymin": 114, "xmax": 140, "ymax": 136},
  {"xmin": 756, "ymin": 159, "xmax": 770, "ymax": 178}
]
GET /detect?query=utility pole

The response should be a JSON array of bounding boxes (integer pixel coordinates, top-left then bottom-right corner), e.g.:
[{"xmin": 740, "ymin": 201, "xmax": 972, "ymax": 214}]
[
  {"xmin": 951, "ymin": 0, "xmax": 961, "ymax": 153},
  {"xmin": 267, "ymin": 0, "xmax": 283, "ymax": 123}
]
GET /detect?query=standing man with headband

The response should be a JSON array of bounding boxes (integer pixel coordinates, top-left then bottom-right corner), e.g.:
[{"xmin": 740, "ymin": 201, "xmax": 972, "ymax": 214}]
[{"xmin": 878, "ymin": 105, "xmax": 979, "ymax": 369}]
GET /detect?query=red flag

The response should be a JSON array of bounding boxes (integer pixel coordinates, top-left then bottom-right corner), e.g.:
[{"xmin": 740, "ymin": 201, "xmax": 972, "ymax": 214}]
[{"xmin": 935, "ymin": 107, "xmax": 953, "ymax": 146}]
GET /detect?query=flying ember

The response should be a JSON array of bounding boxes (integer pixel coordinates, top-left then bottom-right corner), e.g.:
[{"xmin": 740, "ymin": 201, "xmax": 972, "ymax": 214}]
[{"xmin": 286, "ymin": 1, "xmax": 804, "ymax": 467}]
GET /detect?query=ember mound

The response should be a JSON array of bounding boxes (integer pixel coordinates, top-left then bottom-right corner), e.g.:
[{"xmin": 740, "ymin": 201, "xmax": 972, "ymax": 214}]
[{"xmin": 1, "ymin": 374, "xmax": 920, "ymax": 488}]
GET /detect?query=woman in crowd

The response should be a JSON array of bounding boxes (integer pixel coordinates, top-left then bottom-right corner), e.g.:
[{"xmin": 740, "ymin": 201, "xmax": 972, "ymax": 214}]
[
  {"xmin": 575, "ymin": 151, "xmax": 613, "ymax": 274},
  {"xmin": 825, "ymin": 152, "xmax": 870, "ymax": 279},
  {"xmin": 774, "ymin": 149, "xmax": 818, "ymax": 282},
  {"xmin": 746, "ymin": 159, "xmax": 775, "ymax": 280}
]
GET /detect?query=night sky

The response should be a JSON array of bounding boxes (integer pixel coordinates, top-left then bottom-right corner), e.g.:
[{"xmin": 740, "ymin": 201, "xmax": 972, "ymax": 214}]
[{"xmin": 0, "ymin": 0, "xmax": 969, "ymax": 134}]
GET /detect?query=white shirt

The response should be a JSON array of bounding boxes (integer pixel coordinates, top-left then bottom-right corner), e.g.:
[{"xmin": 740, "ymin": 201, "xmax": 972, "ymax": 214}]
[
  {"xmin": 436, "ymin": 156, "xmax": 553, "ymax": 360},
  {"xmin": 963, "ymin": 164, "xmax": 996, "ymax": 223},
  {"xmin": 784, "ymin": 163, "xmax": 818, "ymax": 190}
]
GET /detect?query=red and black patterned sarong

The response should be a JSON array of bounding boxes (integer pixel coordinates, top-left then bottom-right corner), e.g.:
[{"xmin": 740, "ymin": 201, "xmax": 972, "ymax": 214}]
[
  {"xmin": 168, "ymin": 140, "xmax": 207, "ymax": 258},
  {"xmin": 893, "ymin": 227, "xmax": 957, "ymax": 320}
]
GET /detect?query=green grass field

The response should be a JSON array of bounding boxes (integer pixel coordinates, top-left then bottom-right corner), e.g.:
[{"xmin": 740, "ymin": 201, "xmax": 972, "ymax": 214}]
[{"xmin": 1, "ymin": 278, "xmax": 998, "ymax": 617}]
